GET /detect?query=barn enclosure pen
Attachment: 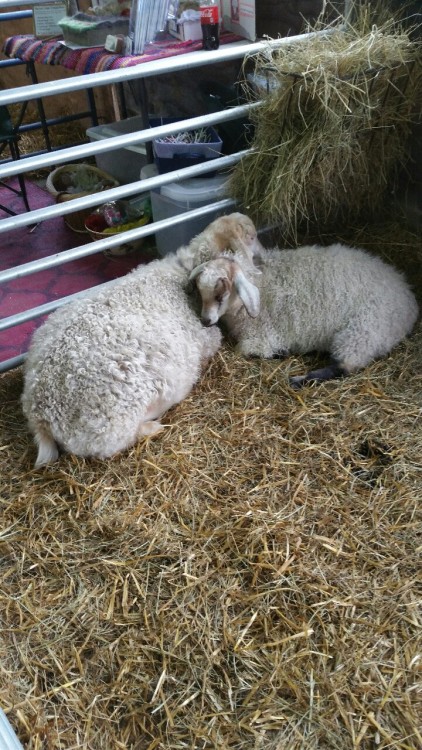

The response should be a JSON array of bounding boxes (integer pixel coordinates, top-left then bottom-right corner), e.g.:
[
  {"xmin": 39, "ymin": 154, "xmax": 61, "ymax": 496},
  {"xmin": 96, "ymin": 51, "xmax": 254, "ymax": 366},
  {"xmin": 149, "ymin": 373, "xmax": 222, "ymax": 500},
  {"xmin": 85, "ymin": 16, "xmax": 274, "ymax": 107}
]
[{"xmin": 0, "ymin": 2, "xmax": 421, "ymax": 749}]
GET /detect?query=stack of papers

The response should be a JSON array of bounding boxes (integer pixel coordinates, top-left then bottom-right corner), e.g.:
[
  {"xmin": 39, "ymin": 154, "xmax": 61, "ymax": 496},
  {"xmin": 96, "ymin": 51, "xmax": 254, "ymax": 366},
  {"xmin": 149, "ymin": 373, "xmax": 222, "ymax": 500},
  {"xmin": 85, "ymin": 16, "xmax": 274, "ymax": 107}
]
[{"xmin": 126, "ymin": 0, "xmax": 170, "ymax": 54}]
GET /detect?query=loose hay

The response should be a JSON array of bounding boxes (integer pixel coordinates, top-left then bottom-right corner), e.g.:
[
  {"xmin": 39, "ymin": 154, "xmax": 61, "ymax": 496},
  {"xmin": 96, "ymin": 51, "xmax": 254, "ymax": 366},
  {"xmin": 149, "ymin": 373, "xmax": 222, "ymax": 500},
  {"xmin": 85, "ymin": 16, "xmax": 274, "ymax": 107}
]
[
  {"xmin": 0, "ymin": 219, "xmax": 421, "ymax": 749},
  {"xmin": 229, "ymin": 9, "xmax": 422, "ymax": 241}
]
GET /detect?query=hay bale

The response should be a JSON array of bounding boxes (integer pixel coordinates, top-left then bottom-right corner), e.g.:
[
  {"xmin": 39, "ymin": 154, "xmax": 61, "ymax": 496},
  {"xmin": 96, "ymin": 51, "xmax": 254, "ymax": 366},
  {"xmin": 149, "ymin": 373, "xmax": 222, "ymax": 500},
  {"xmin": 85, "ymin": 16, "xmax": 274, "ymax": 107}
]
[
  {"xmin": 230, "ymin": 13, "xmax": 422, "ymax": 241},
  {"xmin": 0, "ymin": 219, "xmax": 420, "ymax": 749}
]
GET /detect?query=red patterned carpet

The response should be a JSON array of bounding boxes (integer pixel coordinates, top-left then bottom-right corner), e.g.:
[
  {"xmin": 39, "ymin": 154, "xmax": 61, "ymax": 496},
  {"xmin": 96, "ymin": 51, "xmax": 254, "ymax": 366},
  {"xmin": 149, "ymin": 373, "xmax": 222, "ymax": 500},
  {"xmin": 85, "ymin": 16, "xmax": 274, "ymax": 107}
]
[{"xmin": 0, "ymin": 178, "xmax": 153, "ymax": 365}]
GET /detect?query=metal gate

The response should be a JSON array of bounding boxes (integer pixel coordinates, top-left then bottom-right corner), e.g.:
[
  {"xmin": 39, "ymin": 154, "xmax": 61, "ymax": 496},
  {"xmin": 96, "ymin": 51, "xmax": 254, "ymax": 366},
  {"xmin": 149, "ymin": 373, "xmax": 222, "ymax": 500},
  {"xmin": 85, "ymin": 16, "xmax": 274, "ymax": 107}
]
[{"xmin": 0, "ymin": 1, "xmax": 337, "ymax": 373}]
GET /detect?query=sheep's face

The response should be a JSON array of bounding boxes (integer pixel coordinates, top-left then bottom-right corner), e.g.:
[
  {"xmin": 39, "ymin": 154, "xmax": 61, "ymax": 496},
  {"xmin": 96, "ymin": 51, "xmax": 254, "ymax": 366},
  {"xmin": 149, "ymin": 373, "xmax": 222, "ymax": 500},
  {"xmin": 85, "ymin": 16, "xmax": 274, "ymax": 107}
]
[
  {"xmin": 195, "ymin": 262, "xmax": 233, "ymax": 326},
  {"xmin": 190, "ymin": 257, "xmax": 260, "ymax": 326}
]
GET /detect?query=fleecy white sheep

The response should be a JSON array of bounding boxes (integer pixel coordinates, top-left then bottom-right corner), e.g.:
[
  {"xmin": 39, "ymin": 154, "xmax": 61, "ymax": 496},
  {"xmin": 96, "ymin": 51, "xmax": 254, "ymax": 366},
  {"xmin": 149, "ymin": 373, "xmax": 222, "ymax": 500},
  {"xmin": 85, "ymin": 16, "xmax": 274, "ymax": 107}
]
[
  {"xmin": 190, "ymin": 243, "xmax": 419, "ymax": 387},
  {"xmin": 21, "ymin": 212, "xmax": 262, "ymax": 468}
]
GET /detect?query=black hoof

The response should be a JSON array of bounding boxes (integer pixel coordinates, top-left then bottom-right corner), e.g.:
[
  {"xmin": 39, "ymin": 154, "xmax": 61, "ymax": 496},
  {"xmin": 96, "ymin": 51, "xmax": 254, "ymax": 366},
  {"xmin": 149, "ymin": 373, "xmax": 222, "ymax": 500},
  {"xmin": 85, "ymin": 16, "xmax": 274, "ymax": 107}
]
[
  {"xmin": 290, "ymin": 364, "xmax": 346, "ymax": 389},
  {"xmin": 289, "ymin": 375, "xmax": 306, "ymax": 389},
  {"xmin": 273, "ymin": 349, "xmax": 289, "ymax": 360}
]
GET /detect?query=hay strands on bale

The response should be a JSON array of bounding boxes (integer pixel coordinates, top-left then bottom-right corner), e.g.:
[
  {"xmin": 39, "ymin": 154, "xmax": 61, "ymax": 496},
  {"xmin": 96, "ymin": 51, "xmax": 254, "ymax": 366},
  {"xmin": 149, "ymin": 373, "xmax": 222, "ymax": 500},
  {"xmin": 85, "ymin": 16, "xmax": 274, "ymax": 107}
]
[{"xmin": 230, "ymin": 13, "xmax": 422, "ymax": 241}]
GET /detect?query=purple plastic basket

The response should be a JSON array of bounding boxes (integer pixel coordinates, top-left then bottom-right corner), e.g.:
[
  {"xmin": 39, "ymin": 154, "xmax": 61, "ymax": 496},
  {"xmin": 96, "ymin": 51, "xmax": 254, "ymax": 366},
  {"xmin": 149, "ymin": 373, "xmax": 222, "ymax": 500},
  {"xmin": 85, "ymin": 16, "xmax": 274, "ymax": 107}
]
[{"xmin": 153, "ymin": 126, "xmax": 223, "ymax": 159}]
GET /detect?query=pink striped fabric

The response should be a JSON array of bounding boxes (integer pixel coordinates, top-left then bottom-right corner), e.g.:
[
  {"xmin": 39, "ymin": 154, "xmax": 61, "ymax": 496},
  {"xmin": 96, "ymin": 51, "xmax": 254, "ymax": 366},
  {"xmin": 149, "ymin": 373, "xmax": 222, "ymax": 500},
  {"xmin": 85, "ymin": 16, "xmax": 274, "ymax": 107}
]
[{"xmin": 3, "ymin": 32, "xmax": 241, "ymax": 75}]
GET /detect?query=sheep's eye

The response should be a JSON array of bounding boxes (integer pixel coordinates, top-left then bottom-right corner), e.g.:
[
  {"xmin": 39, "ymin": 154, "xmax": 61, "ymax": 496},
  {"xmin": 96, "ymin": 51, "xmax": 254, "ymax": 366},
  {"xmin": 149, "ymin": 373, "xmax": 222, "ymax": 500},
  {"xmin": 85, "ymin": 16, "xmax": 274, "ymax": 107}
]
[{"xmin": 214, "ymin": 279, "xmax": 227, "ymax": 306}]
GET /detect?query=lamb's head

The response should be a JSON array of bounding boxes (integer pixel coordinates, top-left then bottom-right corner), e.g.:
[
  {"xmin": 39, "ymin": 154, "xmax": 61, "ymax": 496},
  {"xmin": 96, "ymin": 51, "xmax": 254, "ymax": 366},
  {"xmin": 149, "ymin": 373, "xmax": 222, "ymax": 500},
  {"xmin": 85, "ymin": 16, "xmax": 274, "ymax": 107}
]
[
  {"xmin": 177, "ymin": 212, "xmax": 264, "ymax": 272},
  {"xmin": 189, "ymin": 257, "xmax": 260, "ymax": 326},
  {"xmin": 203, "ymin": 212, "xmax": 264, "ymax": 265}
]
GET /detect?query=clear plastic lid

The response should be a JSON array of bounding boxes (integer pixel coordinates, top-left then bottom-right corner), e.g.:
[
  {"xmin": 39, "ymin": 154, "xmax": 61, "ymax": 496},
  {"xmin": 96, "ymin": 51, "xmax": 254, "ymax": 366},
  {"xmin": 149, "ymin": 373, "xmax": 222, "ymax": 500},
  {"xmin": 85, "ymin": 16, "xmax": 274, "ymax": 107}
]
[{"xmin": 160, "ymin": 175, "xmax": 227, "ymax": 203}]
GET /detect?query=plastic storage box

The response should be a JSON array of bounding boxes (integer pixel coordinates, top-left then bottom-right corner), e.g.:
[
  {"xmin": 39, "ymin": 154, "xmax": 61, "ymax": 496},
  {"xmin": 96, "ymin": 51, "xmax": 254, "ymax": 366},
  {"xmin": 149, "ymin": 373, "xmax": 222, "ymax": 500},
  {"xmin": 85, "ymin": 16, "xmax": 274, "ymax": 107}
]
[
  {"xmin": 58, "ymin": 13, "xmax": 129, "ymax": 48},
  {"xmin": 150, "ymin": 174, "xmax": 228, "ymax": 256},
  {"xmin": 150, "ymin": 118, "xmax": 222, "ymax": 175},
  {"xmin": 86, "ymin": 115, "xmax": 148, "ymax": 185},
  {"xmin": 153, "ymin": 127, "xmax": 222, "ymax": 161}
]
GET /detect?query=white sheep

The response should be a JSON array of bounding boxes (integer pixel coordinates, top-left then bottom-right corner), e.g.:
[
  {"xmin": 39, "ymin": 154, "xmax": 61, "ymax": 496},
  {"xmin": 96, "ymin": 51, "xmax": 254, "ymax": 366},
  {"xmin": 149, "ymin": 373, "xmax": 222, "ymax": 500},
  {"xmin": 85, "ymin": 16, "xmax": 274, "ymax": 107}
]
[
  {"xmin": 21, "ymin": 212, "xmax": 262, "ymax": 468},
  {"xmin": 189, "ymin": 243, "xmax": 419, "ymax": 387}
]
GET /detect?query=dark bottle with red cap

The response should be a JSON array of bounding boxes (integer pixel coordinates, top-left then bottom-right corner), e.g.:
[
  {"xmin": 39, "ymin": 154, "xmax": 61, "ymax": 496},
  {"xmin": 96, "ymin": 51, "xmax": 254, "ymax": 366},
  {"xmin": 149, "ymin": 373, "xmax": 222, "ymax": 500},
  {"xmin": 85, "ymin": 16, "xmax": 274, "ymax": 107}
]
[{"xmin": 200, "ymin": 1, "xmax": 220, "ymax": 50}]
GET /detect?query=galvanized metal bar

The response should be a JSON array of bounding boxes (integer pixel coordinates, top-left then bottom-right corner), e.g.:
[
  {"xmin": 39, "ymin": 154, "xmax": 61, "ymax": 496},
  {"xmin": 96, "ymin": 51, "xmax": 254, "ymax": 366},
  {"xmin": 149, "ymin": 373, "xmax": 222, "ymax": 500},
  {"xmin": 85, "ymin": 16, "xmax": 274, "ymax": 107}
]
[
  {"xmin": 17, "ymin": 111, "xmax": 95, "ymax": 132},
  {"xmin": 0, "ymin": 0, "xmax": 55, "ymax": 6},
  {"xmin": 0, "ymin": 276, "xmax": 117, "ymax": 372},
  {"xmin": 0, "ymin": 149, "xmax": 249, "ymax": 233},
  {"xmin": 0, "ymin": 353, "xmax": 26, "ymax": 373},
  {"xmin": 0, "ymin": 278, "xmax": 118, "ymax": 332},
  {"xmin": 0, "ymin": 10, "xmax": 33, "ymax": 20},
  {"xmin": 0, "ymin": 31, "xmax": 333, "ymax": 107},
  {"xmin": 0, "ymin": 197, "xmax": 236, "ymax": 289},
  {"xmin": 0, "ymin": 104, "xmax": 259, "ymax": 179},
  {"xmin": 0, "ymin": 58, "xmax": 27, "ymax": 68}
]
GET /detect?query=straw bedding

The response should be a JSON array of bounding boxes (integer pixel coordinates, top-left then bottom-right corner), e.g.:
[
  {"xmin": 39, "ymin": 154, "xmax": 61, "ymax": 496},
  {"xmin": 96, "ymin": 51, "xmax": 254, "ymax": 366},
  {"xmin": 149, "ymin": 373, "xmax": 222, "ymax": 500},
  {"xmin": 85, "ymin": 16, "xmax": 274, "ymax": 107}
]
[{"xmin": 0, "ymin": 219, "xmax": 421, "ymax": 749}]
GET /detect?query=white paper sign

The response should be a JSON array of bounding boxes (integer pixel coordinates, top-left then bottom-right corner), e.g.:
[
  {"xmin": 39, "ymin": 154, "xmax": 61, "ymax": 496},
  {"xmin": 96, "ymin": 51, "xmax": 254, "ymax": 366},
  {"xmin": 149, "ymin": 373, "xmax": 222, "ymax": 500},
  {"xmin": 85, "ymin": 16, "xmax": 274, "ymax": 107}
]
[{"xmin": 33, "ymin": 2, "xmax": 67, "ymax": 38}]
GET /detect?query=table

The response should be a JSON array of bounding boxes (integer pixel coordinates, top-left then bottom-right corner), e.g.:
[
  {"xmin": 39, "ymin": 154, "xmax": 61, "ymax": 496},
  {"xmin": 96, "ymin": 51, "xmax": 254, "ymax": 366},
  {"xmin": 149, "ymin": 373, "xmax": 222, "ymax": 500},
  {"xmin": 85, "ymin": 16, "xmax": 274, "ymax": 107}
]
[
  {"xmin": 3, "ymin": 31, "xmax": 242, "ymax": 151},
  {"xmin": 3, "ymin": 32, "xmax": 241, "ymax": 75}
]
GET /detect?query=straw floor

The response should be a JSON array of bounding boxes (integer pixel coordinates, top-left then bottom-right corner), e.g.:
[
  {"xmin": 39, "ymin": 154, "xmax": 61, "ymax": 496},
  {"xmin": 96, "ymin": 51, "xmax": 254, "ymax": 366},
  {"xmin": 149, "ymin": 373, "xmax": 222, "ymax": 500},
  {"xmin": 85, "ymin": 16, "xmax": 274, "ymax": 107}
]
[{"xmin": 0, "ymin": 216, "xmax": 421, "ymax": 750}]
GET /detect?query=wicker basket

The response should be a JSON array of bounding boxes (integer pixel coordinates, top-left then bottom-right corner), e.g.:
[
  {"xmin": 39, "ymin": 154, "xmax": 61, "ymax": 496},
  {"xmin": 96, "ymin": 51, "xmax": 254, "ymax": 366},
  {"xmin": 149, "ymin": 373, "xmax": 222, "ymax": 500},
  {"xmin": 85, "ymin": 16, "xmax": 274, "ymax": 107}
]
[{"xmin": 46, "ymin": 164, "xmax": 119, "ymax": 234}]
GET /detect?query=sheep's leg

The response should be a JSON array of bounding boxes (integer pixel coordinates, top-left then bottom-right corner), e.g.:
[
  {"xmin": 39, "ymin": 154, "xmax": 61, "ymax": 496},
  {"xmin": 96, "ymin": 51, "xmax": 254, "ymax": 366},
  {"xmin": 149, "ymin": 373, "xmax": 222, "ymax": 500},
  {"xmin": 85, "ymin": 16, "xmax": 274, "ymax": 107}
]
[
  {"xmin": 236, "ymin": 339, "xmax": 278, "ymax": 359},
  {"xmin": 34, "ymin": 427, "xmax": 59, "ymax": 468},
  {"xmin": 289, "ymin": 363, "xmax": 347, "ymax": 389},
  {"xmin": 138, "ymin": 420, "xmax": 165, "ymax": 437}
]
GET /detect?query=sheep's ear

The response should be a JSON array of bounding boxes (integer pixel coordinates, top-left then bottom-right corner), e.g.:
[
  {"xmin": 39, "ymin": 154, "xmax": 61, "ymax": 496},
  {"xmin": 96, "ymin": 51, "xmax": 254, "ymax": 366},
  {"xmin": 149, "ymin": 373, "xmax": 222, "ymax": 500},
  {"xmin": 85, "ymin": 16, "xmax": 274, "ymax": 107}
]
[
  {"xmin": 234, "ymin": 237, "xmax": 263, "ymax": 274},
  {"xmin": 252, "ymin": 247, "xmax": 264, "ymax": 271},
  {"xmin": 188, "ymin": 263, "xmax": 207, "ymax": 283},
  {"xmin": 233, "ymin": 270, "xmax": 260, "ymax": 318},
  {"xmin": 187, "ymin": 263, "xmax": 207, "ymax": 292}
]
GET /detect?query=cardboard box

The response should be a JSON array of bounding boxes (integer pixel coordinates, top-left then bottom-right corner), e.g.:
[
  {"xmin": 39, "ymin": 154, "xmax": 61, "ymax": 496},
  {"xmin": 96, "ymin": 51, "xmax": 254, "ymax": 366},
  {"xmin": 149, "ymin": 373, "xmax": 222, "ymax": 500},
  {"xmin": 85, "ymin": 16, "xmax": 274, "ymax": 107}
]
[
  {"xmin": 222, "ymin": 1, "xmax": 340, "ymax": 43},
  {"xmin": 220, "ymin": 0, "xmax": 256, "ymax": 42},
  {"xmin": 168, "ymin": 17, "xmax": 202, "ymax": 42},
  {"xmin": 168, "ymin": 1, "xmax": 257, "ymax": 44}
]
